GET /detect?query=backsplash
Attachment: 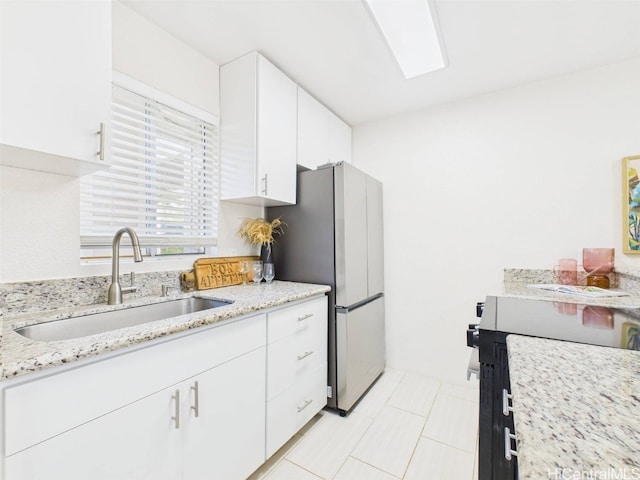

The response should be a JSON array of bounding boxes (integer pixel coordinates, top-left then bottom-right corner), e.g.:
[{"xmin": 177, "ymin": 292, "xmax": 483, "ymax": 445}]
[
  {"xmin": 610, "ymin": 266, "xmax": 640, "ymax": 293},
  {"xmin": 0, "ymin": 271, "xmax": 183, "ymax": 316},
  {"xmin": 503, "ymin": 269, "xmax": 557, "ymax": 284},
  {"xmin": 4, "ymin": 267, "xmax": 640, "ymax": 317},
  {"xmin": 504, "ymin": 267, "xmax": 640, "ymax": 293}
]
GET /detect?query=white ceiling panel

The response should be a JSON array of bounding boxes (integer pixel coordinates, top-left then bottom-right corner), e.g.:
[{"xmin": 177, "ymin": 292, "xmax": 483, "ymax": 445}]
[{"xmin": 121, "ymin": 0, "xmax": 640, "ymax": 125}]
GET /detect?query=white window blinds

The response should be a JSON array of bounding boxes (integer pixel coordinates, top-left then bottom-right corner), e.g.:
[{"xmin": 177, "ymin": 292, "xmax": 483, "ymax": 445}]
[{"xmin": 81, "ymin": 82, "xmax": 218, "ymax": 249}]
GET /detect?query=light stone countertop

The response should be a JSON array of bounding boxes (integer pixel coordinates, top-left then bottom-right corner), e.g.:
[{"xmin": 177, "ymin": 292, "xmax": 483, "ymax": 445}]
[
  {"xmin": 0, "ymin": 281, "xmax": 330, "ymax": 381},
  {"xmin": 506, "ymin": 335, "xmax": 640, "ymax": 480},
  {"xmin": 501, "ymin": 281, "xmax": 640, "ymax": 308}
]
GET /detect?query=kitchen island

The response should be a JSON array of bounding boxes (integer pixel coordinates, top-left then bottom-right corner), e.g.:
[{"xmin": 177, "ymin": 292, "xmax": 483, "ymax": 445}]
[{"xmin": 507, "ymin": 335, "xmax": 640, "ymax": 480}]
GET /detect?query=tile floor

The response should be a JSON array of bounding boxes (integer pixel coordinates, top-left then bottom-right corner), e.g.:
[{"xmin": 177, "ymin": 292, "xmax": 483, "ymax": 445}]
[{"xmin": 249, "ymin": 369, "xmax": 480, "ymax": 480}]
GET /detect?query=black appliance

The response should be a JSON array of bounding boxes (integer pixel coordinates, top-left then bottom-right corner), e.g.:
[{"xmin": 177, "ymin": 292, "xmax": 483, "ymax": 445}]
[{"xmin": 467, "ymin": 295, "xmax": 640, "ymax": 480}]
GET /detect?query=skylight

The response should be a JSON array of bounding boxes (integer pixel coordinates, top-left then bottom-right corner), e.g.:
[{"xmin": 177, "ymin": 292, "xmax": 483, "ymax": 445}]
[{"xmin": 363, "ymin": 0, "xmax": 447, "ymax": 79}]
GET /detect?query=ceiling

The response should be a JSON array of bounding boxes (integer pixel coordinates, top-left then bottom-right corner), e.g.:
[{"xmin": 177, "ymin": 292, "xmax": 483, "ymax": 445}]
[{"xmin": 122, "ymin": 0, "xmax": 640, "ymax": 126}]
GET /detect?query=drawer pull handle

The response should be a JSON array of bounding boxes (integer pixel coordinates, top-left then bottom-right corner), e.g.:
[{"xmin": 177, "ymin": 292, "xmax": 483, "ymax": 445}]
[
  {"xmin": 297, "ymin": 350, "xmax": 314, "ymax": 361},
  {"xmin": 261, "ymin": 174, "xmax": 268, "ymax": 195},
  {"xmin": 191, "ymin": 381, "xmax": 199, "ymax": 418},
  {"xmin": 297, "ymin": 399, "xmax": 313, "ymax": 413},
  {"xmin": 298, "ymin": 313, "xmax": 313, "ymax": 322},
  {"xmin": 97, "ymin": 122, "xmax": 105, "ymax": 161},
  {"xmin": 502, "ymin": 389, "xmax": 513, "ymax": 416},
  {"xmin": 172, "ymin": 389, "xmax": 180, "ymax": 429},
  {"xmin": 504, "ymin": 427, "xmax": 518, "ymax": 461}
]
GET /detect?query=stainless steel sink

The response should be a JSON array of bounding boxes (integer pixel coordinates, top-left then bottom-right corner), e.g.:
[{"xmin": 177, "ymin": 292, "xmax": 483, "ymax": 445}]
[{"xmin": 15, "ymin": 297, "xmax": 232, "ymax": 342}]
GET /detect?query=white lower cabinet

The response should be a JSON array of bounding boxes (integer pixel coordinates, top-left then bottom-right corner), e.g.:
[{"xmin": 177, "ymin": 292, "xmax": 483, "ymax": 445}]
[
  {"xmin": 266, "ymin": 296, "xmax": 328, "ymax": 458},
  {"xmin": 266, "ymin": 363, "xmax": 327, "ymax": 458},
  {"xmin": 1, "ymin": 295, "xmax": 329, "ymax": 479},
  {"xmin": 2, "ymin": 314, "xmax": 266, "ymax": 480},
  {"xmin": 182, "ymin": 347, "xmax": 266, "ymax": 480},
  {"xmin": 5, "ymin": 384, "xmax": 183, "ymax": 480}
]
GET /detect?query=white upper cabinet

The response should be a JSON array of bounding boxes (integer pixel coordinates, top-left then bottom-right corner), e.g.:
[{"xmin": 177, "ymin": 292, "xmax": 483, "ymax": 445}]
[
  {"xmin": 0, "ymin": 0, "xmax": 111, "ymax": 176},
  {"xmin": 220, "ymin": 52, "xmax": 297, "ymax": 206},
  {"xmin": 327, "ymin": 110, "xmax": 352, "ymax": 166},
  {"xmin": 297, "ymin": 88, "xmax": 330, "ymax": 171},
  {"xmin": 297, "ymin": 87, "xmax": 352, "ymax": 171}
]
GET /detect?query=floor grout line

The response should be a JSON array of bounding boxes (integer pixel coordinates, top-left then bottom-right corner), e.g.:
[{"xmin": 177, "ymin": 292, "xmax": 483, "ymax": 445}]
[
  {"xmin": 258, "ymin": 370, "xmax": 480, "ymax": 480},
  {"xmin": 282, "ymin": 458, "xmax": 327, "ymax": 480}
]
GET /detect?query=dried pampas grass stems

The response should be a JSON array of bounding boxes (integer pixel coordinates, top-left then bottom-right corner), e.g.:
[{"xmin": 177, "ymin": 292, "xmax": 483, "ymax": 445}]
[{"xmin": 238, "ymin": 217, "xmax": 285, "ymax": 245}]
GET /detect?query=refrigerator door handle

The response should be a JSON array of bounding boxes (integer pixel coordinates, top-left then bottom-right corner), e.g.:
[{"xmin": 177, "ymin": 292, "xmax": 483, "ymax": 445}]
[{"xmin": 336, "ymin": 293, "xmax": 384, "ymax": 314}]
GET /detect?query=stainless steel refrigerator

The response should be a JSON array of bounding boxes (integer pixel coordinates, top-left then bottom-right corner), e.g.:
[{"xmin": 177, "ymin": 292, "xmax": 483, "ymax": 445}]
[{"xmin": 266, "ymin": 162, "xmax": 385, "ymax": 414}]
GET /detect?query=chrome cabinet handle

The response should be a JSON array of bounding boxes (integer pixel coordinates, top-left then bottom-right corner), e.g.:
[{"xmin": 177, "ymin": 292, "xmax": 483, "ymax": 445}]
[
  {"xmin": 297, "ymin": 399, "xmax": 313, "ymax": 413},
  {"xmin": 261, "ymin": 174, "xmax": 268, "ymax": 195},
  {"xmin": 504, "ymin": 427, "xmax": 518, "ymax": 460},
  {"xmin": 297, "ymin": 351, "xmax": 314, "ymax": 361},
  {"xmin": 172, "ymin": 390, "xmax": 180, "ymax": 429},
  {"xmin": 191, "ymin": 381, "xmax": 199, "ymax": 418},
  {"xmin": 502, "ymin": 389, "xmax": 513, "ymax": 416},
  {"xmin": 298, "ymin": 313, "xmax": 313, "ymax": 322},
  {"xmin": 97, "ymin": 122, "xmax": 105, "ymax": 161}
]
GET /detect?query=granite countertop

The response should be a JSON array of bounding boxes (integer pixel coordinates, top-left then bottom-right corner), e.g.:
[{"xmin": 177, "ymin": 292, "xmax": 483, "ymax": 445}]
[
  {"xmin": 502, "ymin": 281, "xmax": 640, "ymax": 308},
  {"xmin": 0, "ymin": 281, "xmax": 330, "ymax": 381},
  {"xmin": 506, "ymin": 335, "xmax": 640, "ymax": 479}
]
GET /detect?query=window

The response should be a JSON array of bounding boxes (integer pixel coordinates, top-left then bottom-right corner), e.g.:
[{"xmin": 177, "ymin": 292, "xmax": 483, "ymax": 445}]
[{"xmin": 81, "ymin": 74, "xmax": 219, "ymax": 258}]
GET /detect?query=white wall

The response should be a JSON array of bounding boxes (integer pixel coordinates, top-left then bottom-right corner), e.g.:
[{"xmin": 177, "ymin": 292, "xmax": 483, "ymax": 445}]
[
  {"xmin": 352, "ymin": 57, "xmax": 640, "ymax": 384},
  {"xmin": 0, "ymin": 2, "xmax": 258, "ymax": 283},
  {"xmin": 112, "ymin": 1, "xmax": 219, "ymax": 115}
]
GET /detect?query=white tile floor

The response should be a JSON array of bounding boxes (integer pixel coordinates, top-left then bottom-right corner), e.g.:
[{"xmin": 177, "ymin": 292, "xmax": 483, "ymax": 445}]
[{"xmin": 249, "ymin": 369, "xmax": 480, "ymax": 480}]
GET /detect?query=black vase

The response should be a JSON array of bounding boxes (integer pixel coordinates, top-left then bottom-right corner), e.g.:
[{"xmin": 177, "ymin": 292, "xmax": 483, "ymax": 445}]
[{"xmin": 260, "ymin": 243, "xmax": 273, "ymax": 264}]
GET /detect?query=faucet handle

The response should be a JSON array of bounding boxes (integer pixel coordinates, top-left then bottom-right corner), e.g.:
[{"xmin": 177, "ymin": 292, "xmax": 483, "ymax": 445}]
[
  {"xmin": 121, "ymin": 272, "xmax": 138, "ymax": 295},
  {"xmin": 162, "ymin": 285, "xmax": 180, "ymax": 297}
]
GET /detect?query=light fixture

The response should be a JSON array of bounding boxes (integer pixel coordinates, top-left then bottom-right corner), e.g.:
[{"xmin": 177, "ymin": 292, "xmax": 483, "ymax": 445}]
[{"xmin": 363, "ymin": 0, "xmax": 447, "ymax": 79}]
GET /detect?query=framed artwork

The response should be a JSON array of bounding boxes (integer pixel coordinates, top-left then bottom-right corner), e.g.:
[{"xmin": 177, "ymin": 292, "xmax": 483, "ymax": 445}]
[
  {"xmin": 621, "ymin": 322, "xmax": 640, "ymax": 350},
  {"xmin": 623, "ymin": 155, "xmax": 640, "ymax": 253}
]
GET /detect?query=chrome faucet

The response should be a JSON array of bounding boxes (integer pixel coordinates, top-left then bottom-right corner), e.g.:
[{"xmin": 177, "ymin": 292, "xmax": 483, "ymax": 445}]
[{"xmin": 107, "ymin": 227, "xmax": 143, "ymax": 305}]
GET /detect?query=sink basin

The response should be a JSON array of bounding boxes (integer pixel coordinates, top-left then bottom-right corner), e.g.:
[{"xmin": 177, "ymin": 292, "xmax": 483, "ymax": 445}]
[{"xmin": 15, "ymin": 297, "xmax": 233, "ymax": 342}]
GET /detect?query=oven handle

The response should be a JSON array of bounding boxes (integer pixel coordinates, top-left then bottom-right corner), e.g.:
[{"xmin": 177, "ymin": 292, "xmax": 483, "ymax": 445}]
[
  {"xmin": 466, "ymin": 349, "xmax": 479, "ymax": 381},
  {"xmin": 502, "ymin": 389, "xmax": 514, "ymax": 416},
  {"xmin": 504, "ymin": 427, "xmax": 518, "ymax": 461}
]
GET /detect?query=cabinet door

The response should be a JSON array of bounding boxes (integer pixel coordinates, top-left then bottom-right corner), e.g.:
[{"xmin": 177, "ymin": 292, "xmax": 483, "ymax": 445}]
[
  {"xmin": 4, "ymin": 386, "xmax": 182, "ymax": 480},
  {"xmin": 256, "ymin": 55, "xmax": 297, "ymax": 204},
  {"xmin": 265, "ymin": 297, "xmax": 328, "ymax": 457},
  {"xmin": 266, "ymin": 363, "xmax": 327, "ymax": 458},
  {"xmin": 182, "ymin": 346, "xmax": 266, "ymax": 480},
  {"xmin": 297, "ymin": 87, "xmax": 330, "ymax": 170},
  {"xmin": 267, "ymin": 297, "xmax": 328, "ymax": 401},
  {"xmin": 0, "ymin": 0, "xmax": 110, "ymax": 174},
  {"xmin": 327, "ymin": 111, "xmax": 352, "ymax": 164},
  {"xmin": 220, "ymin": 52, "xmax": 296, "ymax": 206}
]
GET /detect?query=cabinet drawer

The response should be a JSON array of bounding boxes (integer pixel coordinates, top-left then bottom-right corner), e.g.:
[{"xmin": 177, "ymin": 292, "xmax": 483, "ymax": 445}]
[
  {"xmin": 267, "ymin": 318, "xmax": 327, "ymax": 401},
  {"xmin": 266, "ymin": 363, "xmax": 327, "ymax": 458},
  {"xmin": 268, "ymin": 296, "xmax": 327, "ymax": 344},
  {"xmin": 4, "ymin": 314, "xmax": 266, "ymax": 456}
]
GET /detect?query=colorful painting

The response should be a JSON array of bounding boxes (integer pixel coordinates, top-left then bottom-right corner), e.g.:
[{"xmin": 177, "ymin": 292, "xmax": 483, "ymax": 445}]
[
  {"xmin": 623, "ymin": 155, "xmax": 640, "ymax": 253},
  {"xmin": 621, "ymin": 322, "xmax": 640, "ymax": 350}
]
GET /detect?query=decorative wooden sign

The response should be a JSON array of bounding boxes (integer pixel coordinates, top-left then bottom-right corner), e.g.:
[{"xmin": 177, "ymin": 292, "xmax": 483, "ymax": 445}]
[{"xmin": 192, "ymin": 256, "xmax": 259, "ymax": 290}]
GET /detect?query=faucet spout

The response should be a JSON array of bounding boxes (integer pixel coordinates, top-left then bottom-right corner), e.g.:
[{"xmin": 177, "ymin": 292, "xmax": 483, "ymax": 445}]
[{"xmin": 108, "ymin": 227, "xmax": 143, "ymax": 305}]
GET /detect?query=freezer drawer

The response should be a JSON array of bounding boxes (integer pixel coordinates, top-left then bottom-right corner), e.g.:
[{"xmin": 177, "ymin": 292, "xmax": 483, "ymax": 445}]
[{"xmin": 335, "ymin": 296, "xmax": 385, "ymax": 412}]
